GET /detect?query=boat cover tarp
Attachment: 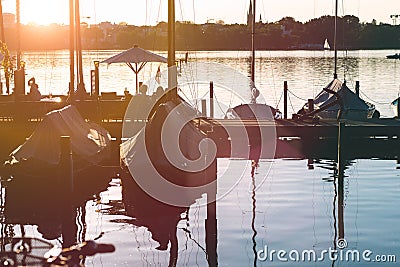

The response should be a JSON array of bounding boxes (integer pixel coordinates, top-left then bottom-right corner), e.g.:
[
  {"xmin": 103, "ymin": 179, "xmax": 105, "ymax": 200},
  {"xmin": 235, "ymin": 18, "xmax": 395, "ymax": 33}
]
[
  {"xmin": 313, "ymin": 79, "xmax": 370, "ymax": 112},
  {"xmin": 230, "ymin": 103, "xmax": 278, "ymax": 120},
  {"xmin": 11, "ymin": 105, "xmax": 111, "ymax": 165},
  {"xmin": 120, "ymin": 98, "xmax": 211, "ymax": 206}
]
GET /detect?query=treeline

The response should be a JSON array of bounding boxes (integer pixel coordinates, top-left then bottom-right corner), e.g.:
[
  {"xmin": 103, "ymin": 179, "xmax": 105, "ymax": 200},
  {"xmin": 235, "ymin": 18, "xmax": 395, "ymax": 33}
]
[{"xmin": 2, "ymin": 15, "xmax": 400, "ymax": 51}]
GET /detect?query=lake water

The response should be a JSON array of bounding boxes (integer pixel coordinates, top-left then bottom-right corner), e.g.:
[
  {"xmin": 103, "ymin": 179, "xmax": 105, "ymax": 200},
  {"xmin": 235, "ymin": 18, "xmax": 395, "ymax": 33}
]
[{"xmin": 1, "ymin": 50, "xmax": 400, "ymax": 266}]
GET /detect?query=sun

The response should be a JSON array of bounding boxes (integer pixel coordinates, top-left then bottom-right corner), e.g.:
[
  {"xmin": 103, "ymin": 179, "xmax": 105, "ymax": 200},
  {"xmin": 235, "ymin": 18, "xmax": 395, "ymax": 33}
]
[{"xmin": 19, "ymin": 0, "xmax": 69, "ymax": 26}]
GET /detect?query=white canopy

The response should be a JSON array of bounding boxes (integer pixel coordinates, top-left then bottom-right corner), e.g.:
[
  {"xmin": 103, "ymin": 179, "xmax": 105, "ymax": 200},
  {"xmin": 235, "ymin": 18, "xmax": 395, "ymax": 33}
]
[{"xmin": 101, "ymin": 45, "xmax": 167, "ymax": 94}]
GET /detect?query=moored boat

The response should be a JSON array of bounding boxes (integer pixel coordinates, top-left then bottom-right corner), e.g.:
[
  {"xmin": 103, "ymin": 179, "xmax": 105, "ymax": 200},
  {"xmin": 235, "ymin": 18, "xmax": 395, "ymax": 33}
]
[
  {"xmin": 1, "ymin": 105, "xmax": 113, "ymax": 181},
  {"xmin": 386, "ymin": 53, "xmax": 400, "ymax": 59},
  {"xmin": 297, "ymin": 79, "xmax": 377, "ymax": 120}
]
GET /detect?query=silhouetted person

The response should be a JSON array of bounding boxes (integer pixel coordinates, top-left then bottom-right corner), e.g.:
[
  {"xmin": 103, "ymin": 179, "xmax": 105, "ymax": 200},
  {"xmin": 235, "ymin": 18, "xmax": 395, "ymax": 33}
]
[
  {"xmin": 153, "ymin": 86, "xmax": 164, "ymax": 99},
  {"xmin": 139, "ymin": 84, "xmax": 148, "ymax": 95},
  {"xmin": 28, "ymin": 77, "xmax": 41, "ymax": 101}
]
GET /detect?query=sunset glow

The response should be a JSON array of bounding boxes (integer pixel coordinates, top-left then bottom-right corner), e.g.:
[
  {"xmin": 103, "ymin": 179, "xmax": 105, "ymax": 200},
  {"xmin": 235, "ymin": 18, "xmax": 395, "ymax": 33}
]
[{"xmin": 1, "ymin": 0, "xmax": 399, "ymax": 26}]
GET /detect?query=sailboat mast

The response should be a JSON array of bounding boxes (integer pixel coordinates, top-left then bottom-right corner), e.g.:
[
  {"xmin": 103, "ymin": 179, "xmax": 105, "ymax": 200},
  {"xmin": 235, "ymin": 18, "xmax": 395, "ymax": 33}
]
[
  {"xmin": 251, "ymin": 0, "xmax": 256, "ymax": 83},
  {"xmin": 168, "ymin": 0, "xmax": 177, "ymax": 95},
  {"xmin": 0, "ymin": 1, "xmax": 10, "ymax": 94},
  {"xmin": 69, "ymin": 0, "xmax": 75, "ymax": 97},
  {"xmin": 333, "ymin": 0, "xmax": 338, "ymax": 79},
  {"xmin": 75, "ymin": 0, "xmax": 84, "ymax": 90},
  {"xmin": 0, "ymin": 3, "xmax": 4, "ymax": 43},
  {"xmin": 16, "ymin": 0, "xmax": 21, "ymax": 70}
]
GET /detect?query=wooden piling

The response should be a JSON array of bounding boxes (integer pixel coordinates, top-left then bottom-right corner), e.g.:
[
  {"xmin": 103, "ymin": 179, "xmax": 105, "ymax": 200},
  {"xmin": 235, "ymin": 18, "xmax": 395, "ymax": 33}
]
[
  {"xmin": 60, "ymin": 136, "xmax": 74, "ymax": 193},
  {"xmin": 91, "ymin": 61, "xmax": 100, "ymax": 98},
  {"xmin": 201, "ymin": 99, "xmax": 207, "ymax": 117},
  {"xmin": 338, "ymin": 167, "xmax": 345, "ymax": 240},
  {"xmin": 337, "ymin": 122, "xmax": 346, "ymax": 172},
  {"xmin": 336, "ymin": 122, "xmax": 345, "ymax": 240},
  {"xmin": 59, "ymin": 136, "xmax": 77, "ymax": 247},
  {"xmin": 355, "ymin": 81, "xmax": 360, "ymax": 97},
  {"xmin": 284, "ymin": 81, "xmax": 288, "ymax": 119},
  {"xmin": 337, "ymin": 121, "xmax": 345, "ymax": 172},
  {"xmin": 210, "ymin": 81, "xmax": 214, "ymax": 118},
  {"xmin": 397, "ymin": 97, "xmax": 400, "ymax": 118},
  {"xmin": 308, "ymin": 99, "xmax": 314, "ymax": 113},
  {"xmin": 205, "ymin": 158, "xmax": 217, "ymax": 267}
]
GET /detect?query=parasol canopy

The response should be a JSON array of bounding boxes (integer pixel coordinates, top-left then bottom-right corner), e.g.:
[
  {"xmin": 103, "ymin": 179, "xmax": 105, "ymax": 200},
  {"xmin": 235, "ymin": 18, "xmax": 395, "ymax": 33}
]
[{"xmin": 101, "ymin": 45, "xmax": 167, "ymax": 94}]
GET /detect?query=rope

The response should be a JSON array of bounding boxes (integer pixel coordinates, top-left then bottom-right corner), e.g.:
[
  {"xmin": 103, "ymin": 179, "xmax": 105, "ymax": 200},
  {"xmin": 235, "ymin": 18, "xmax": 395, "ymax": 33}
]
[
  {"xmin": 287, "ymin": 89, "xmax": 309, "ymax": 102},
  {"xmin": 288, "ymin": 92, "xmax": 296, "ymax": 113},
  {"xmin": 359, "ymin": 90, "xmax": 392, "ymax": 105},
  {"xmin": 275, "ymin": 91, "xmax": 283, "ymax": 110},
  {"xmin": 212, "ymin": 91, "xmax": 227, "ymax": 117}
]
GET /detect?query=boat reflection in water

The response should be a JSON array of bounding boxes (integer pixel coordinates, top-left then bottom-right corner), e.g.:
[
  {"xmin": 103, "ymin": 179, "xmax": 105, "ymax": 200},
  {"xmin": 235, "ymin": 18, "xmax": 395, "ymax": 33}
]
[
  {"xmin": 120, "ymin": 175, "xmax": 192, "ymax": 266},
  {"xmin": 1, "ymin": 165, "xmax": 112, "ymax": 253},
  {"xmin": 2, "ymin": 107, "xmax": 400, "ymax": 266}
]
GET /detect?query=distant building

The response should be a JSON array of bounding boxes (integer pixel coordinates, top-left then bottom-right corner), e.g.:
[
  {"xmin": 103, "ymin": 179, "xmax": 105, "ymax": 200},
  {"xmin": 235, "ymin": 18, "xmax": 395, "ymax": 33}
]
[
  {"xmin": 2, "ymin": 13, "xmax": 15, "ymax": 28},
  {"xmin": 247, "ymin": 0, "xmax": 254, "ymax": 26},
  {"xmin": 247, "ymin": 1, "xmax": 262, "ymax": 26},
  {"xmin": 281, "ymin": 25, "xmax": 292, "ymax": 37}
]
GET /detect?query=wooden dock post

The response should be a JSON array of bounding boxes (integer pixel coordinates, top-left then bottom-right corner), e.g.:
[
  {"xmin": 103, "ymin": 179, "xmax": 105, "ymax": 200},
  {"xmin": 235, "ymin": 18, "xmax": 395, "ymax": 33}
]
[
  {"xmin": 205, "ymin": 158, "xmax": 218, "ymax": 267},
  {"xmin": 205, "ymin": 131, "xmax": 217, "ymax": 267},
  {"xmin": 13, "ymin": 69, "xmax": 25, "ymax": 101},
  {"xmin": 59, "ymin": 136, "xmax": 77, "ymax": 247},
  {"xmin": 336, "ymin": 122, "xmax": 346, "ymax": 241},
  {"xmin": 60, "ymin": 136, "xmax": 74, "ymax": 193},
  {"xmin": 91, "ymin": 60, "xmax": 100, "ymax": 98},
  {"xmin": 355, "ymin": 81, "xmax": 360, "ymax": 97},
  {"xmin": 284, "ymin": 81, "xmax": 288, "ymax": 119},
  {"xmin": 397, "ymin": 97, "xmax": 400, "ymax": 118},
  {"xmin": 308, "ymin": 99, "xmax": 314, "ymax": 112},
  {"xmin": 337, "ymin": 167, "xmax": 345, "ymax": 240},
  {"xmin": 201, "ymin": 99, "xmax": 207, "ymax": 117},
  {"xmin": 337, "ymin": 121, "xmax": 345, "ymax": 172},
  {"xmin": 210, "ymin": 81, "xmax": 214, "ymax": 118}
]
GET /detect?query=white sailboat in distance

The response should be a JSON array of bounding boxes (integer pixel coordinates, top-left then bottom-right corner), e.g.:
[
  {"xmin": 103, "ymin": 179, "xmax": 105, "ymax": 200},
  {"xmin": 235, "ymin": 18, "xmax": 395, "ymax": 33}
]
[{"xmin": 324, "ymin": 38, "xmax": 331, "ymax": 50}]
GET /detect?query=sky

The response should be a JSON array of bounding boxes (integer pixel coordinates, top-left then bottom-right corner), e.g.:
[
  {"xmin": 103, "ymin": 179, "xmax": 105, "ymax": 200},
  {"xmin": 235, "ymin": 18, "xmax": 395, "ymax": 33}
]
[{"xmin": 1, "ymin": 0, "xmax": 400, "ymax": 26}]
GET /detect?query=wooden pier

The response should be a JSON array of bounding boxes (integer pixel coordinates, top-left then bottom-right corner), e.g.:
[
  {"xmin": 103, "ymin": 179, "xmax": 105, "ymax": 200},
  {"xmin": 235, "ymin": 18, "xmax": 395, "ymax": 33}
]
[
  {"xmin": 197, "ymin": 117, "xmax": 400, "ymax": 159},
  {"xmin": 1, "ymin": 96, "xmax": 400, "ymax": 163}
]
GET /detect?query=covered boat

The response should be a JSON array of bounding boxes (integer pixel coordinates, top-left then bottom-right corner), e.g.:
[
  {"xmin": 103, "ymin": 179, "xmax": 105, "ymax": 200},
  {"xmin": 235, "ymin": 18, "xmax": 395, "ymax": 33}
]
[
  {"xmin": 120, "ymin": 94, "xmax": 214, "ymax": 207},
  {"xmin": 298, "ymin": 79, "xmax": 377, "ymax": 121},
  {"xmin": 226, "ymin": 103, "xmax": 281, "ymax": 120},
  {"xmin": 386, "ymin": 53, "xmax": 400, "ymax": 59},
  {"xmin": 391, "ymin": 97, "xmax": 400, "ymax": 117},
  {"xmin": 1, "ymin": 105, "xmax": 112, "ymax": 180}
]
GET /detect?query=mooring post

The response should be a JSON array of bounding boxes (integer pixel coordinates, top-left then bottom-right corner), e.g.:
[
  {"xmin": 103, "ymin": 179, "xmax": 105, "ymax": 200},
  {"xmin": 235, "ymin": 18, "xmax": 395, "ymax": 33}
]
[
  {"xmin": 59, "ymin": 136, "xmax": 76, "ymax": 247},
  {"xmin": 210, "ymin": 81, "xmax": 214, "ymax": 118},
  {"xmin": 205, "ymin": 158, "xmax": 218, "ymax": 267},
  {"xmin": 337, "ymin": 122, "xmax": 345, "ymax": 173},
  {"xmin": 355, "ymin": 81, "xmax": 360, "ymax": 97},
  {"xmin": 284, "ymin": 81, "xmax": 288, "ymax": 119},
  {"xmin": 204, "ymin": 131, "xmax": 217, "ymax": 267},
  {"xmin": 336, "ymin": 122, "xmax": 345, "ymax": 240},
  {"xmin": 91, "ymin": 60, "xmax": 100, "ymax": 98},
  {"xmin": 60, "ymin": 136, "xmax": 74, "ymax": 193},
  {"xmin": 308, "ymin": 99, "xmax": 314, "ymax": 113},
  {"xmin": 201, "ymin": 99, "xmax": 207, "ymax": 117},
  {"xmin": 338, "ymin": 167, "xmax": 345, "ymax": 240},
  {"xmin": 397, "ymin": 97, "xmax": 400, "ymax": 119}
]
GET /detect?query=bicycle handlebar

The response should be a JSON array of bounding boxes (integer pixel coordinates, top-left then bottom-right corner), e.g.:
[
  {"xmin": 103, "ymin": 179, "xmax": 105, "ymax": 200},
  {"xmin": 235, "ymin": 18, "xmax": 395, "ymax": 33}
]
[
  {"xmin": 0, "ymin": 237, "xmax": 115, "ymax": 267},
  {"xmin": 47, "ymin": 240, "xmax": 115, "ymax": 265}
]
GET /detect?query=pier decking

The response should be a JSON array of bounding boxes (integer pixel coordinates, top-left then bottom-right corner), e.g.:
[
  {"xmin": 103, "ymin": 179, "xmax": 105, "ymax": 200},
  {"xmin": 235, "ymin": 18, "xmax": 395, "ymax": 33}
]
[
  {"xmin": 1, "ymin": 97, "xmax": 400, "ymax": 162},
  {"xmin": 197, "ymin": 117, "xmax": 400, "ymax": 159}
]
